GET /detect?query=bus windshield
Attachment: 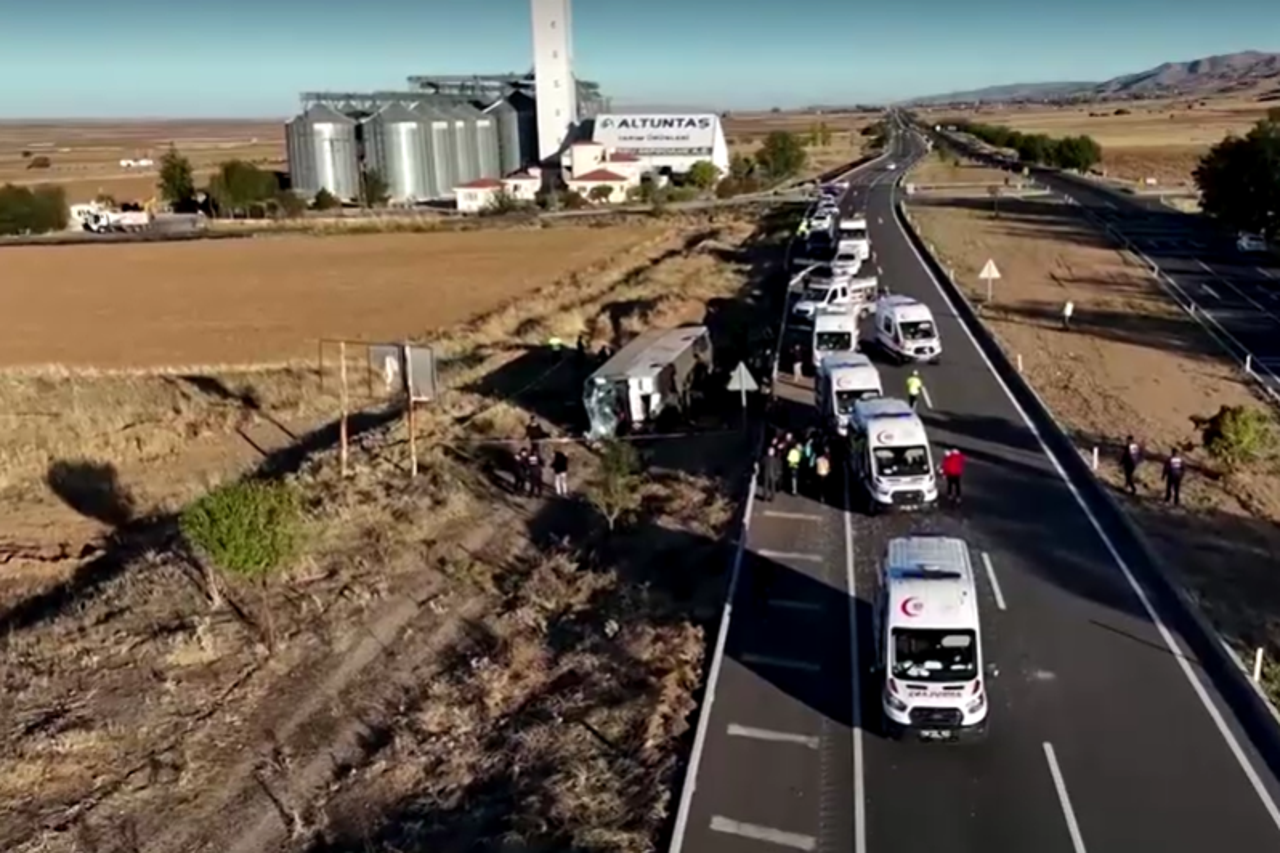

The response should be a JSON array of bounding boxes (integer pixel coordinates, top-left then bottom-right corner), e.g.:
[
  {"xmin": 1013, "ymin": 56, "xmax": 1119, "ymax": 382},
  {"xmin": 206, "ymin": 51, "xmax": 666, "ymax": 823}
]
[{"xmin": 892, "ymin": 629, "xmax": 978, "ymax": 682}]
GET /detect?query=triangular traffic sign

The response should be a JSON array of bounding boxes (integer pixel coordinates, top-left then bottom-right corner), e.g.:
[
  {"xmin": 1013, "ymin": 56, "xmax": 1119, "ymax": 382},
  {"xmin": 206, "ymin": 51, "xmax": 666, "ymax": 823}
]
[
  {"xmin": 979, "ymin": 259, "xmax": 1001, "ymax": 280},
  {"xmin": 726, "ymin": 361, "xmax": 759, "ymax": 393}
]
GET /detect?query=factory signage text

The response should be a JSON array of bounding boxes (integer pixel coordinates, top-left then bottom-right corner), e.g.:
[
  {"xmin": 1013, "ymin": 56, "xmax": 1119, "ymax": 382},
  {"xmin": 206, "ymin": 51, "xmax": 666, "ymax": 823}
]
[{"xmin": 594, "ymin": 114, "xmax": 721, "ymax": 153}]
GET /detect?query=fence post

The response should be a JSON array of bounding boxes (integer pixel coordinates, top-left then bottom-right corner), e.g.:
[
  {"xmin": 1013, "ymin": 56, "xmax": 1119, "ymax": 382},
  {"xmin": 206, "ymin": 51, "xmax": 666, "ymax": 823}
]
[{"xmin": 339, "ymin": 341, "xmax": 349, "ymax": 477}]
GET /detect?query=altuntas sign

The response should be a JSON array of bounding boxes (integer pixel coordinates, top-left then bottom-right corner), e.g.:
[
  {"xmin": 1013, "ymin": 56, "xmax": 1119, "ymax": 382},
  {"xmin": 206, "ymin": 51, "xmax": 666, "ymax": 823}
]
[{"xmin": 592, "ymin": 114, "xmax": 720, "ymax": 156}]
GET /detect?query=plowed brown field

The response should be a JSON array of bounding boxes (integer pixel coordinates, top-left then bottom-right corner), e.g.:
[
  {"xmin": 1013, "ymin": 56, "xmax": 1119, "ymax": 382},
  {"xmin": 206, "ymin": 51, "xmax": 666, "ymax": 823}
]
[{"xmin": 0, "ymin": 226, "xmax": 663, "ymax": 370}]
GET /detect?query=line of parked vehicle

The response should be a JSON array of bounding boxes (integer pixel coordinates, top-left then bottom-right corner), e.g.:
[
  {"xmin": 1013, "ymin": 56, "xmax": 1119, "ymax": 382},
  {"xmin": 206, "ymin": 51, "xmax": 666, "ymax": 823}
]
[{"xmin": 791, "ymin": 184, "xmax": 948, "ymax": 517}]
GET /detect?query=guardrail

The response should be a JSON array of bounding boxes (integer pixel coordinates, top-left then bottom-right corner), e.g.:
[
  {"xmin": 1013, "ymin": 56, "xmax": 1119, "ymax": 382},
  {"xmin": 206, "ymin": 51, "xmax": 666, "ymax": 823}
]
[{"xmin": 895, "ymin": 192, "xmax": 1280, "ymax": 767}]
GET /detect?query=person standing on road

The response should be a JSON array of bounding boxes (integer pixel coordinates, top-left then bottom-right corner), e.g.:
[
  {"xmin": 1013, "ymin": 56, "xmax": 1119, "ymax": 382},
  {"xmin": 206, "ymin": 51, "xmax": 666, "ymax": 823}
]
[
  {"xmin": 791, "ymin": 343, "xmax": 804, "ymax": 382},
  {"xmin": 1163, "ymin": 449, "xmax": 1185, "ymax": 505},
  {"xmin": 1062, "ymin": 300, "xmax": 1075, "ymax": 330},
  {"xmin": 551, "ymin": 449, "xmax": 570, "ymax": 497},
  {"xmin": 941, "ymin": 447, "xmax": 966, "ymax": 503},
  {"xmin": 1120, "ymin": 435, "xmax": 1142, "ymax": 495},
  {"xmin": 814, "ymin": 448, "xmax": 832, "ymax": 504},
  {"xmin": 761, "ymin": 445, "xmax": 782, "ymax": 501},
  {"xmin": 906, "ymin": 369, "xmax": 925, "ymax": 411},
  {"xmin": 785, "ymin": 441, "xmax": 803, "ymax": 495},
  {"xmin": 527, "ymin": 447, "xmax": 545, "ymax": 497}
]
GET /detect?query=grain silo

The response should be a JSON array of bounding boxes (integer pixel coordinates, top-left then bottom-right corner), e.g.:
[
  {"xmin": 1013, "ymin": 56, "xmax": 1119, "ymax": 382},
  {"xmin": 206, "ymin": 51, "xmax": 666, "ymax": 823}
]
[
  {"xmin": 447, "ymin": 105, "xmax": 482, "ymax": 187},
  {"xmin": 418, "ymin": 103, "xmax": 458, "ymax": 197},
  {"xmin": 474, "ymin": 109, "xmax": 501, "ymax": 179},
  {"xmin": 364, "ymin": 103, "xmax": 431, "ymax": 203},
  {"xmin": 286, "ymin": 104, "xmax": 359, "ymax": 201},
  {"xmin": 485, "ymin": 99, "xmax": 521, "ymax": 176}
]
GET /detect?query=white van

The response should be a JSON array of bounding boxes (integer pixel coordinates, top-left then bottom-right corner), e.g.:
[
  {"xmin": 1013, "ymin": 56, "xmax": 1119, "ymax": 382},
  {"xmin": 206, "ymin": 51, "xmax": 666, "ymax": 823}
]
[
  {"xmin": 812, "ymin": 311, "xmax": 859, "ymax": 366},
  {"xmin": 873, "ymin": 295, "xmax": 941, "ymax": 363},
  {"xmin": 816, "ymin": 354, "xmax": 883, "ymax": 435},
  {"xmin": 848, "ymin": 397, "xmax": 938, "ymax": 511},
  {"xmin": 873, "ymin": 536, "xmax": 988, "ymax": 742},
  {"xmin": 793, "ymin": 273, "xmax": 855, "ymax": 323},
  {"xmin": 838, "ymin": 217, "xmax": 871, "ymax": 261}
]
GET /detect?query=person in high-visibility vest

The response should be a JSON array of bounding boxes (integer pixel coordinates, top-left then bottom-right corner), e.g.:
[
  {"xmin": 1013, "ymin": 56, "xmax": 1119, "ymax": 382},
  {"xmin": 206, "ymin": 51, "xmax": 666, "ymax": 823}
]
[
  {"xmin": 906, "ymin": 369, "xmax": 925, "ymax": 411},
  {"xmin": 796, "ymin": 219, "xmax": 810, "ymax": 237}
]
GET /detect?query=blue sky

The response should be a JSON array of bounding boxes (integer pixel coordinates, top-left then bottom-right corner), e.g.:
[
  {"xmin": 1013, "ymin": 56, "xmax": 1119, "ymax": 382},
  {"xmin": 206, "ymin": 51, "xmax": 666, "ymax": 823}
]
[{"xmin": 1, "ymin": 0, "xmax": 1278, "ymax": 117}]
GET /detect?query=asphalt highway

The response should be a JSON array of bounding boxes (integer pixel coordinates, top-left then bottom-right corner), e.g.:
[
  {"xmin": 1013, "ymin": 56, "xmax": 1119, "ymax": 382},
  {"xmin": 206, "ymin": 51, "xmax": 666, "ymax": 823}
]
[{"xmin": 669, "ymin": 124, "xmax": 1280, "ymax": 853}]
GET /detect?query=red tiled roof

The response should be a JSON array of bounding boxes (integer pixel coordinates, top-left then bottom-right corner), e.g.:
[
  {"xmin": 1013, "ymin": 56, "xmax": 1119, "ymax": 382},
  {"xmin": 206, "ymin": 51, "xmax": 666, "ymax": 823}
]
[
  {"xmin": 608, "ymin": 152, "xmax": 641, "ymax": 162},
  {"xmin": 571, "ymin": 168, "xmax": 628, "ymax": 183},
  {"xmin": 457, "ymin": 178, "xmax": 503, "ymax": 190}
]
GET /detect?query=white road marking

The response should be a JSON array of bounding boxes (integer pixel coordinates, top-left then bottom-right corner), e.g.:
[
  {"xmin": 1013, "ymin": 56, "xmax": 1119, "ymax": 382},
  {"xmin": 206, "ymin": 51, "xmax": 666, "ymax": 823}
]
[
  {"xmin": 761, "ymin": 510, "xmax": 823, "ymax": 521},
  {"xmin": 768, "ymin": 598, "xmax": 824, "ymax": 612},
  {"xmin": 843, "ymin": 476, "xmax": 867, "ymax": 853},
  {"xmin": 921, "ymin": 383, "xmax": 934, "ymax": 409},
  {"xmin": 1044, "ymin": 743, "xmax": 1089, "ymax": 853},
  {"xmin": 981, "ymin": 552, "xmax": 1007, "ymax": 611},
  {"xmin": 1260, "ymin": 267, "xmax": 1275, "ymax": 280},
  {"xmin": 710, "ymin": 817, "xmax": 817, "ymax": 851},
  {"xmin": 727, "ymin": 723, "xmax": 820, "ymax": 748},
  {"xmin": 758, "ymin": 549, "xmax": 823, "ymax": 562},
  {"xmin": 742, "ymin": 652, "xmax": 822, "ymax": 673},
  {"xmin": 892, "ymin": 173, "xmax": 1280, "ymax": 836},
  {"xmin": 1202, "ymin": 283, "xmax": 1220, "ymax": 300}
]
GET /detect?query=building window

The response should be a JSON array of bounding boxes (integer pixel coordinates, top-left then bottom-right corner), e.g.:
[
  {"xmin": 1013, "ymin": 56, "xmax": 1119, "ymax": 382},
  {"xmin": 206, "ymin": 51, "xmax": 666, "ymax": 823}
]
[
  {"xmin": 552, "ymin": 50, "xmax": 558, "ymax": 59},
  {"xmin": 556, "ymin": 109, "xmax": 562, "ymax": 118},
  {"xmin": 554, "ymin": 79, "xmax": 560, "ymax": 88},
  {"xmin": 550, "ymin": 19, "xmax": 556, "ymax": 28}
]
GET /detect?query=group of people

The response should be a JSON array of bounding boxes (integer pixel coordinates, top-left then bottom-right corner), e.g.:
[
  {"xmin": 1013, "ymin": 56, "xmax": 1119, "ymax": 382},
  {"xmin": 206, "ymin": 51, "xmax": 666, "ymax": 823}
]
[
  {"xmin": 759, "ymin": 428, "xmax": 834, "ymax": 502},
  {"xmin": 512, "ymin": 418, "xmax": 572, "ymax": 498},
  {"xmin": 1120, "ymin": 436, "xmax": 1186, "ymax": 505}
]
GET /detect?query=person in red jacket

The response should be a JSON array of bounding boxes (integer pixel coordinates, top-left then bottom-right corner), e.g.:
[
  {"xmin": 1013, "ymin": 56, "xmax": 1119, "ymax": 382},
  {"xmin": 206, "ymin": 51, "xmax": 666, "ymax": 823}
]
[{"xmin": 940, "ymin": 448, "xmax": 966, "ymax": 503}]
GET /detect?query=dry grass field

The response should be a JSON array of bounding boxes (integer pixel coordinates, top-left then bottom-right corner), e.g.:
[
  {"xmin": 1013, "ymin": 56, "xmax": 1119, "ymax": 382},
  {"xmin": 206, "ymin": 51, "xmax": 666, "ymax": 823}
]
[
  {"xmin": 723, "ymin": 109, "xmax": 881, "ymax": 177},
  {"xmin": 0, "ymin": 226, "xmax": 662, "ymax": 370},
  {"xmin": 0, "ymin": 206, "xmax": 783, "ymax": 853},
  {"xmin": 906, "ymin": 193, "xmax": 1280, "ymax": 704},
  {"xmin": 920, "ymin": 95, "xmax": 1272, "ymax": 186},
  {"xmin": 0, "ymin": 120, "xmax": 284, "ymax": 204}
]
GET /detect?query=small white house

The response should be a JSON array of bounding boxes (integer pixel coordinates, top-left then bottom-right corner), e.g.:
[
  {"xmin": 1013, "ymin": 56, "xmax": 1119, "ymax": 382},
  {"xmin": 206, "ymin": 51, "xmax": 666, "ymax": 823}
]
[
  {"xmin": 503, "ymin": 168, "xmax": 542, "ymax": 202},
  {"xmin": 454, "ymin": 177, "xmax": 505, "ymax": 213},
  {"xmin": 566, "ymin": 168, "xmax": 635, "ymax": 204}
]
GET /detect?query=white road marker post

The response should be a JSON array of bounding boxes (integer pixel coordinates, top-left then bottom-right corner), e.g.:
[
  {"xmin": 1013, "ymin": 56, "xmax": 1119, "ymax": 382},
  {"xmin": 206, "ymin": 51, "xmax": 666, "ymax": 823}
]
[
  {"xmin": 1246, "ymin": 353, "xmax": 1253, "ymax": 375},
  {"xmin": 1017, "ymin": 353, "xmax": 1024, "ymax": 373},
  {"xmin": 1254, "ymin": 647, "xmax": 1265, "ymax": 684},
  {"xmin": 1091, "ymin": 447, "xmax": 1099, "ymax": 471}
]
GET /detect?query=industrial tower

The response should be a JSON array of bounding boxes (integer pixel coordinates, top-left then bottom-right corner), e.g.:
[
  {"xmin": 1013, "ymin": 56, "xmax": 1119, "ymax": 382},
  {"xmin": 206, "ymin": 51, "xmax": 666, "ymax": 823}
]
[{"xmin": 531, "ymin": 0, "xmax": 578, "ymax": 164}]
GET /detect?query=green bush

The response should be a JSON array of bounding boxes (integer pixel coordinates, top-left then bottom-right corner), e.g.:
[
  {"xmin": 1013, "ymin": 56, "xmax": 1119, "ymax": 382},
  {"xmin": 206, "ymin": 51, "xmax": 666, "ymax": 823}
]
[
  {"xmin": 180, "ymin": 479, "xmax": 301, "ymax": 578},
  {"xmin": 1193, "ymin": 404, "xmax": 1278, "ymax": 472},
  {"xmin": 0, "ymin": 183, "xmax": 68, "ymax": 235}
]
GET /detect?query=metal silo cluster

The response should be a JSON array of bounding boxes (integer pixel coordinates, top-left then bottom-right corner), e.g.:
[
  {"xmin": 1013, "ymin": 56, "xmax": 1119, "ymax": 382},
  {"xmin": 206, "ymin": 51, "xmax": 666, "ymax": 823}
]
[{"xmin": 287, "ymin": 93, "xmax": 521, "ymax": 204}]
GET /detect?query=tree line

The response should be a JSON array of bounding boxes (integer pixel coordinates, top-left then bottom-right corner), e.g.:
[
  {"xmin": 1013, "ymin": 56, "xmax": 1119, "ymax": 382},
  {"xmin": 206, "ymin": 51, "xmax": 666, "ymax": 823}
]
[
  {"xmin": 950, "ymin": 120, "xmax": 1103, "ymax": 171},
  {"xmin": 1195, "ymin": 107, "xmax": 1280, "ymax": 241}
]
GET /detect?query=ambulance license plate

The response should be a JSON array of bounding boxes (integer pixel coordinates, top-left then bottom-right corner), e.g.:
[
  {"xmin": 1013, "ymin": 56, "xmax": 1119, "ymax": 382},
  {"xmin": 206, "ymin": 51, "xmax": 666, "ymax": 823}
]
[{"xmin": 920, "ymin": 729, "xmax": 953, "ymax": 741}]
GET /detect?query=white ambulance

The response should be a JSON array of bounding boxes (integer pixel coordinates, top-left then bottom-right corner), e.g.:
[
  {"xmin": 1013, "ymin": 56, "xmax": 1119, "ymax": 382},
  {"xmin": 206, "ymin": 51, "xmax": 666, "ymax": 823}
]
[
  {"xmin": 838, "ymin": 216, "xmax": 871, "ymax": 261},
  {"xmin": 815, "ymin": 354, "xmax": 883, "ymax": 435},
  {"xmin": 847, "ymin": 397, "xmax": 938, "ymax": 511},
  {"xmin": 873, "ymin": 294, "xmax": 942, "ymax": 363},
  {"xmin": 872, "ymin": 535, "xmax": 988, "ymax": 742},
  {"xmin": 811, "ymin": 310, "xmax": 859, "ymax": 367}
]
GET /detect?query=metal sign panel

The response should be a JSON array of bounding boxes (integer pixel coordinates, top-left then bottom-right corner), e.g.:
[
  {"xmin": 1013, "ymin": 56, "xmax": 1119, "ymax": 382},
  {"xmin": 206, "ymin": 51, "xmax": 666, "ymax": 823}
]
[
  {"xmin": 592, "ymin": 114, "xmax": 719, "ymax": 156},
  {"xmin": 726, "ymin": 362, "xmax": 759, "ymax": 393},
  {"xmin": 405, "ymin": 345, "xmax": 439, "ymax": 402}
]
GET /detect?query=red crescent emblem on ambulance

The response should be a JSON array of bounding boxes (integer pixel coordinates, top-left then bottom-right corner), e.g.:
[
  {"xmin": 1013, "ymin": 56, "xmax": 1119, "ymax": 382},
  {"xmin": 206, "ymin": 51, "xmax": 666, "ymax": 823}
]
[{"xmin": 901, "ymin": 597, "xmax": 924, "ymax": 617}]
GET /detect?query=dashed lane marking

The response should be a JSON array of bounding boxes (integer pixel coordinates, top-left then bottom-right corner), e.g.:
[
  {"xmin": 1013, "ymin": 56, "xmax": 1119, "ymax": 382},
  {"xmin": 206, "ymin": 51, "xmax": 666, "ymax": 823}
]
[
  {"xmin": 741, "ymin": 653, "xmax": 822, "ymax": 673},
  {"xmin": 981, "ymin": 551, "xmax": 1007, "ymax": 611},
  {"xmin": 758, "ymin": 549, "xmax": 823, "ymax": 562},
  {"xmin": 726, "ymin": 723, "xmax": 821, "ymax": 749},
  {"xmin": 1044, "ymin": 742, "xmax": 1089, "ymax": 853},
  {"xmin": 709, "ymin": 817, "xmax": 817, "ymax": 851},
  {"xmin": 761, "ymin": 510, "xmax": 824, "ymax": 521}
]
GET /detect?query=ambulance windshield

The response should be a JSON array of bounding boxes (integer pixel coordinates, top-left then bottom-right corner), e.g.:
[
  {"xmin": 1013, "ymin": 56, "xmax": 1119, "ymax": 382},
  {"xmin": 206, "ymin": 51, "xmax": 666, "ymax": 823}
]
[
  {"xmin": 892, "ymin": 629, "xmax": 977, "ymax": 682},
  {"xmin": 872, "ymin": 445, "xmax": 930, "ymax": 478}
]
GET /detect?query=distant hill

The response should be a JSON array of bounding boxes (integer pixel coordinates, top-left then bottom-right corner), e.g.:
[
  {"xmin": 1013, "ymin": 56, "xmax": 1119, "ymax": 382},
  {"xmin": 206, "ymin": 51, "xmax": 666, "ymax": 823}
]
[{"xmin": 904, "ymin": 50, "xmax": 1280, "ymax": 105}]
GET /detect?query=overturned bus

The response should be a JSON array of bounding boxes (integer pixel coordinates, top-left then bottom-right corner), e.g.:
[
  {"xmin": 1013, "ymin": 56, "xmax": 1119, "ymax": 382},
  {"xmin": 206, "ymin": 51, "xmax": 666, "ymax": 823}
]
[{"xmin": 584, "ymin": 326, "xmax": 713, "ymax": 439}]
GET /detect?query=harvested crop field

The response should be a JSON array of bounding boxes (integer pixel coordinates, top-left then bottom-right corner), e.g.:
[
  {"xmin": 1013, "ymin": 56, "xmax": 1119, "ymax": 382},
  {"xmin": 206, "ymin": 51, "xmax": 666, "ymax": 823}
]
[
  {"xmin": 723, "ymin": 109, "xmax": 881, "ymax": 177},
  {"xmin": 906, "ymin": 192, "xmax": 1280, "ymax": 704},
  {"xmin": 0, "ymin": 226, "xmax": 664, "ymax": 370}
]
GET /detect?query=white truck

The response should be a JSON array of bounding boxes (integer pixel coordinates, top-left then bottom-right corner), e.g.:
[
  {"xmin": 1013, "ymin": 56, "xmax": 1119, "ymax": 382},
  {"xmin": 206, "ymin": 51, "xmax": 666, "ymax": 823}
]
[
  {"xmin": 872, "ymin": 535, "xmax": 989, "ymax": 742},
  {"xmin": 69, "ymin": 202, "xmax": 152, "ymax": 234},
  {"xmin": 872, "ymin": 294, "xmax": 941, "ymax": 363},
  {"xmin": 816, "ymin": 354, "xmax": 883, "ymax": 435},
  {"xmin": 838, "ymin": 216, "xmax": 871, "ymax": 261},
  {"xmin": 848, "ymin": 396, "xmax": 938, "ymax": 512},
  {"xmin": 794, "ymin": 271, "xmax": 879, "ymax": 323}
]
